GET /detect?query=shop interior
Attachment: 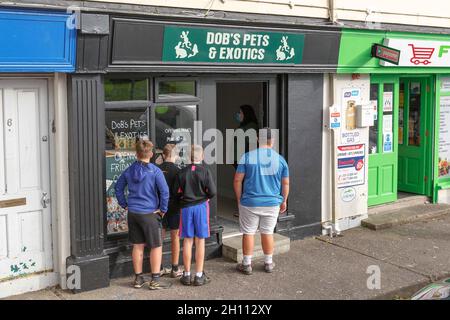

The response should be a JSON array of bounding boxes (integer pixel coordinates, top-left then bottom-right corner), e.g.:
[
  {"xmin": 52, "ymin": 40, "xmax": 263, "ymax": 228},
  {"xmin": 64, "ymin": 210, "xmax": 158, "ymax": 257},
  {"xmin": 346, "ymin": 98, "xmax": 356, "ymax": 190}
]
[{"xmin": 215, "ymin": 81, "xmax": 266, "ymax": 235}]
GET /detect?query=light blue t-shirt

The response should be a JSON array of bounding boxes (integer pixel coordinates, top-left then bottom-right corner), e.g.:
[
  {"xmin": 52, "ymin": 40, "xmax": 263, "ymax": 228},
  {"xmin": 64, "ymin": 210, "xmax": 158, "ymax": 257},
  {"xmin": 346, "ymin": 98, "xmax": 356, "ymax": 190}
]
[{"xmin": 236, "ymin": 148, "xmax": 289, "ymax": 207}]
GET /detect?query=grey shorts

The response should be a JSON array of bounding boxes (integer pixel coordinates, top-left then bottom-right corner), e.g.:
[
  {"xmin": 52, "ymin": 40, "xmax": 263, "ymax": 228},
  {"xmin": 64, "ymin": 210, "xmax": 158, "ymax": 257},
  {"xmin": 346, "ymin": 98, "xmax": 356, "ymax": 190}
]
[{"xmin": 238, "ymin": 204, "xmax": 279, "ymax": 235}]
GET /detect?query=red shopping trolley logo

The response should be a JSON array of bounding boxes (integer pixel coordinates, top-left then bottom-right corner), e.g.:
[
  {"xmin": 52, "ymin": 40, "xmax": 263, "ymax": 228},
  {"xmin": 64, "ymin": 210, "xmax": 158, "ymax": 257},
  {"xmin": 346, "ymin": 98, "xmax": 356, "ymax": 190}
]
[{"xmin": 408, "ymin": 44, "xmax": 435, "ymax": 65}]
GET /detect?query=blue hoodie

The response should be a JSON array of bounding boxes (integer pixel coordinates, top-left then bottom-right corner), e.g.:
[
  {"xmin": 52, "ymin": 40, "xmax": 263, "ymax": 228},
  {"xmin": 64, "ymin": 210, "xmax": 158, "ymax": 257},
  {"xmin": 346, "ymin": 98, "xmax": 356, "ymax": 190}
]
[{"xmin": 115, "ymin": 161, "xmax": 169, "ymax": 214}]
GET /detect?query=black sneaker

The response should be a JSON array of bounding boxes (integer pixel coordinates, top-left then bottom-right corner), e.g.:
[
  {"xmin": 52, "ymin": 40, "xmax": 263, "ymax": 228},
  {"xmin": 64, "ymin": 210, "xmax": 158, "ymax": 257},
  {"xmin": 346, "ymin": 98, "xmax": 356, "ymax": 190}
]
[
  {"xmin": 133, "ymin": 274, "xmax": 150, "ymax": 288},
  {"xmin": 149, "ymin": 277, "xmax": 172, "ymax": 290},
  {"xmin": 180, "ymin": 272, "xmax": 192, "ymax": 286},
  {"xmin": 194, "ymin": 273, "xmax": 211, "ymax": 286}
]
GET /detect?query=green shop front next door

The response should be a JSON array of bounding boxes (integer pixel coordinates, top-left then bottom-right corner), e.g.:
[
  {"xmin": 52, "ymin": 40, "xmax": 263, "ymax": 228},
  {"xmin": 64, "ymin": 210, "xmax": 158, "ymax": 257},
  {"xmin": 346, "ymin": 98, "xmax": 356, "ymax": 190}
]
[
  {"xmin": 368, "ymin": 75, "xmax": 399, "ymax": 206},
  {"xmin": 398, "ymin": 77, "xmax": 433, "ymax": 196},
  {"xmin": 368, "ymin": 75, "xmax": 434, "ymax": 207}
]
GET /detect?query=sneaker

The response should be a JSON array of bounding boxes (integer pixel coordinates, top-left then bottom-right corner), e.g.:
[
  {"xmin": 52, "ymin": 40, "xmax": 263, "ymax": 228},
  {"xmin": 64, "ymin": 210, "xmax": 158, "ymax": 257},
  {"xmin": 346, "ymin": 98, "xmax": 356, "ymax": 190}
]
[
  {"xmin": 194, "ymin": 273, "xmax": 211, "ymax": 286},
  {"xmin": 264, "ymin": 262, "xmax": 275, "ymax": 273},
  {"xmin": 148, "ymin": 278, "xmax": 172, "ymax": 290},
  {"xmin": 236, "ymin": 263, "xmax": 253, "ymax": 275},
  {"xmin": 180, "ymin": 272, "xmax": 192, "ymax": 286},
  {"xmin": 133, "ymin": 274, "xmax": 150, "ymax": 288},
  {"xmin": 159, "ymin": 266, "xmax": 172, "ymax": 276},
  {"xmin": 171, "ymin": 268, "xmax": 183, "ymax": 278}
]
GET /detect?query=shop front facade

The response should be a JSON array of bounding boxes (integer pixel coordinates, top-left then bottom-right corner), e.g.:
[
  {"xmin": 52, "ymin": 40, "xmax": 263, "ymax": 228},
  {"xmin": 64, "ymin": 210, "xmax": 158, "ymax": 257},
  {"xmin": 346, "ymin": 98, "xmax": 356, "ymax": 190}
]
[
  {"xmin": 67, "ymin": 10, "xmax": 341, "ymax": 291},
  {"xmin": 324, "ymin": 28, "xmax": 450, "ymax": 233},
  {"xmin": 0, "ymin": 7, "xmax": 76, "ymax": 298}
]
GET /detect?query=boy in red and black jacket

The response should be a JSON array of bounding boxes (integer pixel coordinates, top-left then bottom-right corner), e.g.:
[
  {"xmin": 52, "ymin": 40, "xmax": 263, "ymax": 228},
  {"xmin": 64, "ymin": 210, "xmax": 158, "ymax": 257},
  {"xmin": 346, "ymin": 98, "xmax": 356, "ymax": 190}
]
[{"xmin": 174, "ymin": 144, "xmax": 216, "ymax": 286}]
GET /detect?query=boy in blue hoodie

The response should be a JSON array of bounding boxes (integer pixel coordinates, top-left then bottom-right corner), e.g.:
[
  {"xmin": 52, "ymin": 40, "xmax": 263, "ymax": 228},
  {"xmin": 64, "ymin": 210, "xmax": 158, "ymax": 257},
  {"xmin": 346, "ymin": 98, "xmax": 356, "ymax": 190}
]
[{"xmin": 115, "ymin": 139, "xmax": 171, "ymax": 290}]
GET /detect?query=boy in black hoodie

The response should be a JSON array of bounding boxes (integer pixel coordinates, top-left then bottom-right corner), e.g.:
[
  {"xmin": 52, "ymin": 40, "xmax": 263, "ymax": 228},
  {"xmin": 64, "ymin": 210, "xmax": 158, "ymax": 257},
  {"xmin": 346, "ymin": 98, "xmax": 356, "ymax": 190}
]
[
  {"xmin": 158, "ymin": 144, "xmax": 183, "ymax": 278},
  {"xmin": 175, "ymin": 145, "xmax": 216, "ymax": 286}
]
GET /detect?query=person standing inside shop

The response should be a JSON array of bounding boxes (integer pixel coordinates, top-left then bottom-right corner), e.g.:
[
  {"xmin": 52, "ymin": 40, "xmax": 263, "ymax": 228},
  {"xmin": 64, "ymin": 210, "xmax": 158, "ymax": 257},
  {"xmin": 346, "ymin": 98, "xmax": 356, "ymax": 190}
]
[
  {"xmin": 158, "ymin": 144, "xmax": 183, "ymax": 278},
  {"xmin": 115, "ymin": 139, "xmax": 172, "ymax": 290},
  {"xmin": 233, "ymin": 104, "xmax": 260, "ymax": 169},
  {"xmin": 233, "ymin": 128, "xmax": 290, "ymax": 274},
  {"xmin": 175, "ymin": 145, "xmax": 216, "ymax": 286}
]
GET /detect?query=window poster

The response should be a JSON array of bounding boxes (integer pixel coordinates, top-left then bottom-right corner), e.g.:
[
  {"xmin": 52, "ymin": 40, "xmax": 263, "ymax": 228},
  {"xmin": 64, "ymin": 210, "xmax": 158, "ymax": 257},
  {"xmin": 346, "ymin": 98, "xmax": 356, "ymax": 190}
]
[
  {"xmin": 383, "ymin": 91, "xmax": 393, "ymax": 112},
  {"xmin": 154, "ymin": 105, "xmax": 198, "ymax": 167},
  {"xmin": 439, "ymin": 96, "xmax": 450, "ymax": 178},
  {"xmin": 105, "ymin": 109, "xmax": 148, "ymax": 235}
]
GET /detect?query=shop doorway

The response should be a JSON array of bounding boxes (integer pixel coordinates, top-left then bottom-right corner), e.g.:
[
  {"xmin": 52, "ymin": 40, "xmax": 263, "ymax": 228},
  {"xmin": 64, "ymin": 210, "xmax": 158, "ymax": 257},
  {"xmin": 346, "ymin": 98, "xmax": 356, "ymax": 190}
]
[
  {"xmin": 215, "ymin": 80, "xmax": 275, "ymax": 235},
  {"xmin": 368, "ymin": 75, "xmax": 434, "ymax": 207},
  {"xmin": 398, "ymin": 77, "xmax": 433, "ymax": 196}
]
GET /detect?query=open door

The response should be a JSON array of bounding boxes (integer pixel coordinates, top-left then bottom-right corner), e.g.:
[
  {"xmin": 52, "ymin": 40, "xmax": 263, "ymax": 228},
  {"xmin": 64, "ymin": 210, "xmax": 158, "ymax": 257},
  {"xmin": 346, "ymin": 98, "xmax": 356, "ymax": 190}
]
[
  {"xmin": 398, "ymin": 77, "xmax": 433, "ymax": 195},
  {"xmin": 368, "ymin": 75, "xmax": 399, "ymax": 206}
]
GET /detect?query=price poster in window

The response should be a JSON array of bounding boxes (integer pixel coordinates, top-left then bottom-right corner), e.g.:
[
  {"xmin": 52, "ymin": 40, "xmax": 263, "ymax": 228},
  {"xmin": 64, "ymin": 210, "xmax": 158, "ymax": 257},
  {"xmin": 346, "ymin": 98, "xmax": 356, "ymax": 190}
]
[
  {"xmin": 439, "ymin": 96, "xmax": 450, "ymax": 177},
  {"xmin": 383, "ymin": 91, "xmax": 393, "ymax": 112}
]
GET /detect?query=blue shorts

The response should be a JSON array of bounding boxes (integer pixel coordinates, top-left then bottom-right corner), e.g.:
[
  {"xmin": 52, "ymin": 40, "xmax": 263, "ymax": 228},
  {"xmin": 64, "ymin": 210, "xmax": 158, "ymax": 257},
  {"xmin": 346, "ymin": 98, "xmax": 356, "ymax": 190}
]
[{"xmin": 179, "ymin": 201, "xmax": 210, "ymax": 239}]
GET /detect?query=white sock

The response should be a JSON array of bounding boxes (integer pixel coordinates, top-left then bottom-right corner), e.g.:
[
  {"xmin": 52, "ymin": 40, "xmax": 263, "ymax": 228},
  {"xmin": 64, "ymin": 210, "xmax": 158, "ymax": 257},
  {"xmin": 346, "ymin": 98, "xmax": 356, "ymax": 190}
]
[
  {"xmin": 264, "ymin": 254, "xmax": 273, "ymax": 264},
  {"xmin": 196, "ymin": 271, "xmax": 203, "ymax": 277},
  {"xmin": 243, "ymin": 255, "xmax": 252, "ymax": 266},
  {"xmin": 184, "ymin": 271, "xmax": 191, "ymax": 276}
]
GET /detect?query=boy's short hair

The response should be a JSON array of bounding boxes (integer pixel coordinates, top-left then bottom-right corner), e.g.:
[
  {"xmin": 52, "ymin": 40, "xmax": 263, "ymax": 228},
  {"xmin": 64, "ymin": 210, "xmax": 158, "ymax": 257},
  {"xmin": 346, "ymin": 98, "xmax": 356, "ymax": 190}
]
[
  {"xmin": 260, "ymin": 127, "xmax": 272, "ymax": 141},
  {"xmin": 136, "ymin": 139, "xmax": 154, "ymax": 159},
  {"xmin": 163, "ymin": 143, "xmax": 176, "ymax": 159},
  {"xmin": 191, "ymin": 144, "xmax": 204, "ymax": 163}
]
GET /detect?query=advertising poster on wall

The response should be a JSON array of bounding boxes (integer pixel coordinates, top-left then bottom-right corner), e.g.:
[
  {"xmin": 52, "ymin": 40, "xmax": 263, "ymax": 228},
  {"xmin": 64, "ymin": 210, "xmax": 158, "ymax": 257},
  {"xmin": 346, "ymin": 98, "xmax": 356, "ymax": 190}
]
[
  {"xmin": 439, "ymin": 96, "xmax": 450, "ymax": 178},
  {"xmin": 341, "ymin": 88, "xmax": 362, "ymax": 145},
  {"xmin": 336, "ymin": 144, "xmax": 366, "ymax": 188}
]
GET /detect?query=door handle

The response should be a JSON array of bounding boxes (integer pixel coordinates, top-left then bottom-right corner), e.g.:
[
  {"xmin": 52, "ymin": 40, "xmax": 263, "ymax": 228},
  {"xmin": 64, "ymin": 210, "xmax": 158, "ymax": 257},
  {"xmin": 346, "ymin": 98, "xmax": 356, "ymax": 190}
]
[{"xmin": 41, "ymin": 192, "xmax": 50, "ymax": 208}]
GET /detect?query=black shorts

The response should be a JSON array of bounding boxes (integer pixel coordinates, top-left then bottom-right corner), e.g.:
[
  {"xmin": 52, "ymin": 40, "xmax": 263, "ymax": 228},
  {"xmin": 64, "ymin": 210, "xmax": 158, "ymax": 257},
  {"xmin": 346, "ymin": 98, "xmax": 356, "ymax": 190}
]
[
  {"xmin": 128, "ymin": 211, "xmax": 163, "ymax": 248},
  {"xmin": 162, "ymin": 205, "xmax": 181, "ymax": 231}
]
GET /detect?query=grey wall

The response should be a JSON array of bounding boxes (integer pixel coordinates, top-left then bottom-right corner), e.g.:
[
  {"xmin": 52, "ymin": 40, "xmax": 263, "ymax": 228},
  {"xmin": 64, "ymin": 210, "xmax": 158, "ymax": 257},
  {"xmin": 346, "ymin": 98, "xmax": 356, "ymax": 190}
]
[
  {"xmin": 67, "ymin": 74, "xmax": 110, "ymax": 292},
  {"xmin": 282, "ymin": 74, "xmax": 323, "ymax": 238}
]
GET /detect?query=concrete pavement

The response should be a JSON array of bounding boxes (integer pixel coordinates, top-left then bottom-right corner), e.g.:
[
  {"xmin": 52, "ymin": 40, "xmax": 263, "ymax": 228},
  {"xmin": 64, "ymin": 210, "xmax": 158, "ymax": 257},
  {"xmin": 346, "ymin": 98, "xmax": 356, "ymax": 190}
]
[{"xmin": 4, "ymin": 213, "xmax": 450, "ymax": 300}]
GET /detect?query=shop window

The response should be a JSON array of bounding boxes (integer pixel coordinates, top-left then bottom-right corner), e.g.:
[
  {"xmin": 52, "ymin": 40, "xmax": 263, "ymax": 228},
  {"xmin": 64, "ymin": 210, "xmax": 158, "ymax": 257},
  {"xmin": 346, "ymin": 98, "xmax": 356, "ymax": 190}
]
[
  {"xmin": 104, "ymin": 78, "xmax": 148, "ymax": 101},
  {"xmin": 105, "ymin": 108, "xmax": 149, "ymax": 235},
  {"xmin": 399, "ymin": 83, "xmax": 404, "ymax": 145},
  {"xmin": 382, "ymin": 84, "xmax": 394, "ymax": 153},
  {"xmin": 369, "ymin": 83, "xmax": 379, "ymax": 154},
  {"xmin": 408, "ymin": 82, "xmax": 421, "ymax": 146},
  {"xmin": 154, "ymin": 104, "xmax": 198, "ymax": 167},
  {"xmin": 156, "ymin": 79, "xmax": 197, "ymax": 102}
]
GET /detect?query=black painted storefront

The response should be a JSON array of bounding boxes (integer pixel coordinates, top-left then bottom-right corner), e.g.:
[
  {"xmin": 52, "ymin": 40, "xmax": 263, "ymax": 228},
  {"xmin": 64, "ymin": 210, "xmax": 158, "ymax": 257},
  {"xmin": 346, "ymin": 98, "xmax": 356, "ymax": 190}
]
[{"xmin": 67, "ymin": 11, "xmax": 340, "ymax": 292}]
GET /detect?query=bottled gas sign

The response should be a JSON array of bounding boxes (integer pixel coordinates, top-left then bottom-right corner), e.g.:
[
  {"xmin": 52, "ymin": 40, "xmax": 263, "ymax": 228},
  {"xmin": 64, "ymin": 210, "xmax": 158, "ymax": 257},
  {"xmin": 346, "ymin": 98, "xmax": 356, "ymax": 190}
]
[
  {"xmin": 162, "ymin": 26, "xmax": 304, "ymax": 64},
  {"xmin": 381, "ymin": 38, "xmax": 450, "ymax": 67}
]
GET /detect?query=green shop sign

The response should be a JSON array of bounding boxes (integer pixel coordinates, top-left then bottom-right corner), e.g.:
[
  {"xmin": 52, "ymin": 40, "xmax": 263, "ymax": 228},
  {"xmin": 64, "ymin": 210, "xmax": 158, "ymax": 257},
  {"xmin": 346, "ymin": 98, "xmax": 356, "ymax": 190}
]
[{"xmin": 162, "ymin": 26, "xmax": 305, "ymax": 64}]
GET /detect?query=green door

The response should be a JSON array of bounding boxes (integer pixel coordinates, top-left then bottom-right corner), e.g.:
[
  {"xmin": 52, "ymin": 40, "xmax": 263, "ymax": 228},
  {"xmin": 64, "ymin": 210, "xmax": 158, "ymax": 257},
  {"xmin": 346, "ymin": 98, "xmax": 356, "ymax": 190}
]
[
  {"xmin": 398, "ymin": 77, "xmax": 432, "ymax": 195},
  {"xmin": 368, "ymin": 75, "xmax": 399, "ymax": 206}
]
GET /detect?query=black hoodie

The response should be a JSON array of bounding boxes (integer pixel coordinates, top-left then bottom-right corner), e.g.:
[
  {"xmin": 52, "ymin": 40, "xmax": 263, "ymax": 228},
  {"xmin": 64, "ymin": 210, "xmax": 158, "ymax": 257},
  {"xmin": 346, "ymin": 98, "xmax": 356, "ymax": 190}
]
[{"xmin": 174, "ymin": 163, "xmax": 217, "ymax": 208}]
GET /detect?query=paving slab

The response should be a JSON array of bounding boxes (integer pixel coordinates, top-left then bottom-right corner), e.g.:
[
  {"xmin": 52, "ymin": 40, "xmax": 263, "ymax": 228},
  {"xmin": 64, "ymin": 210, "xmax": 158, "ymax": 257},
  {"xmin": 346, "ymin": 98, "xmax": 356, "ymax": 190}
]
[
  {"xmin": 222, "ymin": 233, "xmax": 290, "ymax": 262},
  {"xmin": 3, "ymin": 287, "xmax": 60, "ymax": 300},
  {"xmin": 41, "ymin": 238, "xmax": 426, "ymax": 300},
  {"xmin": 362, "ymin": 203, "xmax": 450, "ymax": 230},
  {"xmin": 322, "ymin": 213, "xmax": 450, "ymax": 281}
]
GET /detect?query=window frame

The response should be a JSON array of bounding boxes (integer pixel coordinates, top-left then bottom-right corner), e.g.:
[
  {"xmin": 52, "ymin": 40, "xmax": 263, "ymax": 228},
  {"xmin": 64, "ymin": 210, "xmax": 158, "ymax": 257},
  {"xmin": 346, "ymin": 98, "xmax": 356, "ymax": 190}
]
[
  {"xmin": 154, "ymin": 77, "xmax": 200, "ymax": 103},
  {"xmin": 103, "ymin": 76, "xmax": 201, "ymax": 240}
]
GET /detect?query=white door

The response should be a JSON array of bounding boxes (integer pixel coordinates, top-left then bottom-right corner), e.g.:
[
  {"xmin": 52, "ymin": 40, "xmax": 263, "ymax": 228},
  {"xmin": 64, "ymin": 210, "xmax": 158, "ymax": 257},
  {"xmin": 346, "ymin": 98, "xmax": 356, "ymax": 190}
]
[{"xmin": 0, "ymin": 80, "xmax": 53, "ymax": 294}]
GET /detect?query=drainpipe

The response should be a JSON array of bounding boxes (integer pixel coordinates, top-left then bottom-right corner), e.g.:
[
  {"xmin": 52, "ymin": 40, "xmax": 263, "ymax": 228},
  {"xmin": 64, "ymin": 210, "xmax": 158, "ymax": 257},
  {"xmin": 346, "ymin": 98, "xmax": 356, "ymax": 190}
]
[{"xmin": 328, "ymin": 0, "xmax": 337, "ymax": 24}]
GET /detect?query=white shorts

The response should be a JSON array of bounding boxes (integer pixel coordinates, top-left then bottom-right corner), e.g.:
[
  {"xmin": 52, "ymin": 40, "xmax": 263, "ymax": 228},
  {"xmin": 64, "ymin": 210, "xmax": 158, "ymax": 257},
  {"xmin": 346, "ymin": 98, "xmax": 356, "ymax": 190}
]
[{"xmin": 239, "ymin": 204, "xmax": 280, "ymax": 235}]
